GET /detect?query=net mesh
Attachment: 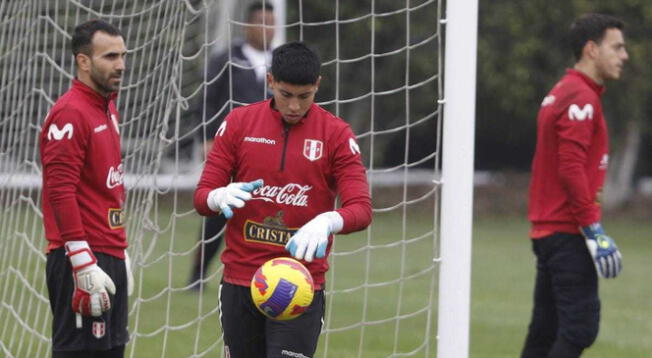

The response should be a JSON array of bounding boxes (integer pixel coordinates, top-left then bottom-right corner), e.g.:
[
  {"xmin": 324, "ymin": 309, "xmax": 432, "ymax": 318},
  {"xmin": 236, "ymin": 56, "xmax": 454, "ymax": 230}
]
[{"xmin": 0, "ymin": 0, "xmax": 445, "ymax": 357}]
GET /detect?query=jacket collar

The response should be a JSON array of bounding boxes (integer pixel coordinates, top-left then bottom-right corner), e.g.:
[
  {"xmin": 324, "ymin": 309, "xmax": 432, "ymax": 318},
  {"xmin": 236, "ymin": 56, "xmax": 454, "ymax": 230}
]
[
  {"xmin": 71, "ymin": 79, "xmax": 117, "ymax": 108},
  {"xmin": 566, "ymin": 69, "xmax": 605, "ymax": 96}
]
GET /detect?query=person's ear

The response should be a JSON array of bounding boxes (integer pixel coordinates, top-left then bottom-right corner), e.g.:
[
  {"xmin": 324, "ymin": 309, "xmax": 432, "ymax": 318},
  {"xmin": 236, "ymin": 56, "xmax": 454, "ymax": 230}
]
[
  {"xmin": 584, "ymin": 40, "xmax": 599, "ymax": 59},
  {"xmin": 314, "ymin": 75, "xmax": 322, "ymax": 92},
  {"xmin": 266, "ymin": 72, "xmax": 275, "ymax": 88},
  {"xmin": 76, "ymin": 53, "xmax": 91, "ymax": 72}
]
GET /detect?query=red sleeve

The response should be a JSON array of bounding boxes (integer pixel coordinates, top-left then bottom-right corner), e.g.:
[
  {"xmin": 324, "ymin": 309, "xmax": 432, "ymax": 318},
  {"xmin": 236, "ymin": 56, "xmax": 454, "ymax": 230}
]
[
  {"xmin": 330, "ymin": 125, "xmax": 372, "ymax": 234},
  {"xmin": 41, "ymin": 108, "xmax": 89, "ymax": 241},
  {"xmin": 194, "ymin": 112, "xmax": 238, "ymax": 216},
  {"xmin": 555, "ymin": 94, "xmax": 599, "ymax": 226}
]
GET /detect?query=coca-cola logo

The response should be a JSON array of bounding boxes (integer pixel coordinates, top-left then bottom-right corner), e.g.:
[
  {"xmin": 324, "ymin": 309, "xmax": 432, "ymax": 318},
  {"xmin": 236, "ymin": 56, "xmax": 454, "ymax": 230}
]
[
  {"xmin": 106, "ymin": 164, "xmax": 124, "ymax": 189},
  {"xmin": 251, "ymin": 183, "xmax": 311, "ymax": 207}
]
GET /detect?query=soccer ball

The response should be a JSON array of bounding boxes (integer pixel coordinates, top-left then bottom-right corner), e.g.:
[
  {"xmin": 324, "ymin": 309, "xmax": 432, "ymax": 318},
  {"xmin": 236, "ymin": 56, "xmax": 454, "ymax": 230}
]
[{"xmin": 250, "ymin": 257, "xmax": 314, "ymax": 320}]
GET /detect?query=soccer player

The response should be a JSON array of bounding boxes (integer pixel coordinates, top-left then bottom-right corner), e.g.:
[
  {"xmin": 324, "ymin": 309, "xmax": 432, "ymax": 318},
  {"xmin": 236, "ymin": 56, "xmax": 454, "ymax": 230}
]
[
  {"xmin": 188, "ymin": 2, "xmax": 277, "ymax": 291},
  {"xmin": 194, "ymin": 42, "xmax": 372, "ymax": 357},
  {"xmin": 522, "ymin": 13, "xmax": 627, "ymax": 358},
  {"xmin": 40, "ymin": 20, "xmax": 132, "ymax": 358}
]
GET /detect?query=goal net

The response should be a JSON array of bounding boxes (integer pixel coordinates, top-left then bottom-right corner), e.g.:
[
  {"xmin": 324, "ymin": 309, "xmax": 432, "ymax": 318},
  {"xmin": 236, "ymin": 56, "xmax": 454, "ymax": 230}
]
[{"xmin": 0, "ymin": 0, "xmax": 475, "ymax": 357}]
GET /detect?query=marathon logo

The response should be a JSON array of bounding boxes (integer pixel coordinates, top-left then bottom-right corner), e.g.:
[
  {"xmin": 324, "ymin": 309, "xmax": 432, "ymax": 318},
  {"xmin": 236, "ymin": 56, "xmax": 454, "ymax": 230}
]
[
  {"xmin": 243, "ymin": 211, "xmax": 298, "ymax": 246},
  {"xmin": 108, "ymin": 208, "xmax": 125, "ymax": 229},
  {"xmin": 244, "ymin": 136, "xmax": 276, "ymax": 145}
]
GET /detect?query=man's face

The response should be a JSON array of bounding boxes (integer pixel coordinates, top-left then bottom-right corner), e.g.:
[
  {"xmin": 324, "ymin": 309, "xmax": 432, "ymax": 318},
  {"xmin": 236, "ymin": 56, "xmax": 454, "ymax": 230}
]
[
  {"xmin": 246, "ymin": 9, "xmax": 275, "ymax": 50},
  {"xmin": 594, "ymin": 28, "xmax": 628, "ymax": 81},
  {"xmin": 81, "ymin": 32, "xmax": 127, "ymax": 96},
  {"xmin": 268, "ymin": 74, "xmax": 320, "ymax": 125}
]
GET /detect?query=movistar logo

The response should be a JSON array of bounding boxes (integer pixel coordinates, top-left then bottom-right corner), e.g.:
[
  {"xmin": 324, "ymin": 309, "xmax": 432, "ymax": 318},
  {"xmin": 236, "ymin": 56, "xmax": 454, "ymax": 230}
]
[
  {"xmin": 568, "ymin": 104, "xmax": 594, "ymax": 121},
  {"xmin": 47, "ymin": 123, "xmax": 74, "ymax": 140},
  {"xmin": 216, "ymin": 121, "xmax": 227, "ymax": 137},
  {"xmin": 349, "ymin": 138, "xmax": 361, "ymax": 155}
]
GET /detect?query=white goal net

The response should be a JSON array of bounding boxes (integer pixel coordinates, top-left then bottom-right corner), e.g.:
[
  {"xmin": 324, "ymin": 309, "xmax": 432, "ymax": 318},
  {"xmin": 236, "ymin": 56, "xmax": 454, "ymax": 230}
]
[{"xmin": 0, "ymin": 0, "xmax": 475, "ymax": 357}]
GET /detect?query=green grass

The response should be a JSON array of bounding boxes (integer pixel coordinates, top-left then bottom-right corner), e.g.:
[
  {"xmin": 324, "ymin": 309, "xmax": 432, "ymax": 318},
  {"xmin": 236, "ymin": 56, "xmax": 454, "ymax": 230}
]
[
  {"xmin": 471, "ymin": 216, "xmax": 652, "ymax": 358},
  {"xmin": 1, "ymin": 204, "xmax": 650, "ymax": 357}
]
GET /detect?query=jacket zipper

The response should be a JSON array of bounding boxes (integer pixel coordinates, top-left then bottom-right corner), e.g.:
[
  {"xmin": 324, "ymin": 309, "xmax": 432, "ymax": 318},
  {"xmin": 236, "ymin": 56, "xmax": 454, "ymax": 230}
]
[{"xmin": 280, "ymin": 124, "xmax": 290, "ymax": 171}]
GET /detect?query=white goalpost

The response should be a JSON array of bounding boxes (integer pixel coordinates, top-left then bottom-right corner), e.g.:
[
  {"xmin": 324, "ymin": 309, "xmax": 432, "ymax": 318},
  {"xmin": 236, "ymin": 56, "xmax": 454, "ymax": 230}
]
[
  {"xmin": 0, "ymin": 0, "xmax": 476, "ymax": 357},
  {"xmin": 438, "ymin": 0, "xmax": 478, "ymax": 357}
]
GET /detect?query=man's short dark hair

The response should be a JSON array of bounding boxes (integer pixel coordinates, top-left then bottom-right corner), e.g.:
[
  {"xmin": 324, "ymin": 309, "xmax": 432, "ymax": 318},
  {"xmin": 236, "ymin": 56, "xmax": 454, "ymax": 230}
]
[
  {"xmin": 271, "ymin": 42, "xmax": 321, "ymax": 85},
  {"xmin": 569, "ymin": 13, "xmax": 624, "ymax": 61},
  {"xmin": 71, "ymin": 19, "xmax": 122, "ymax": 57},
  {"xmin": 247, "ymin": 2, "xmax": 274, "ymax": 22}
]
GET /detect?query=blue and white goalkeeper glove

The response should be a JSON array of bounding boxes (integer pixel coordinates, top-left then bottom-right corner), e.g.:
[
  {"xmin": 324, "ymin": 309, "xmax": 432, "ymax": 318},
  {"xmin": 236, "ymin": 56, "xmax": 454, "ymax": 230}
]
[
  {"xmin": 207, "ymin": 179, "xmax": 263, "ymax": 218},
  {"xmin": 286, "ymin": 211, "xmax": 343, "ymax": 262},
  {"xmin": 580, "ymin": 222, "xmax": 622, "ymax": 279}
]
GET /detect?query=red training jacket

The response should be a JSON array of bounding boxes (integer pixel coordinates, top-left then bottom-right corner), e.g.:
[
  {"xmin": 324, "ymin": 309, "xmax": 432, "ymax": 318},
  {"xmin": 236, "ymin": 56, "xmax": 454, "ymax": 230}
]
[
  {"xmin": 40, "ymin": 79, "xmax": 127, "ymax": 259},
  {"xmin": 528, "ymin": 69, "xmax": 608, "ymax": 236},
  {"xmin": 194, "ymin": 99, "xmax": 372, "ymax": 288}
]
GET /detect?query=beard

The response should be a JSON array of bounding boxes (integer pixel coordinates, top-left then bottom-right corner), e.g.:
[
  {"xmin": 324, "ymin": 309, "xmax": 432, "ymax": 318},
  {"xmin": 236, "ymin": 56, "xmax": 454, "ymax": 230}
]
[{"xmin": 90, "ymin": 67, "xmax": 121, "ymax": 95}]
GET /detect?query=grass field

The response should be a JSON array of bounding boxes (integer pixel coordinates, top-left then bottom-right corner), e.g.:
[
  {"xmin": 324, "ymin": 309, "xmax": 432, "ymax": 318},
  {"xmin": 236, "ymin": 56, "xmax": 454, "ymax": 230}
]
[
  {"xmin": 471, "ymin": 215, "xmax": 652, "ymax": 358},
  {"xmin": 1, "ymin": 203, "xmax": 651, "ymax": 357}
]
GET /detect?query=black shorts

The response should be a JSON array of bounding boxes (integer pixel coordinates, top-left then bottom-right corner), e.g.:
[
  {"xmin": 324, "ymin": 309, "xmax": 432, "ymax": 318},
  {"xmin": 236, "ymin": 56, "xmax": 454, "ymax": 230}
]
[
  {"xmin": 219, "ymin": 281, "xmax": 325, "ymax": 358},
  {"xmin": 46, "ymin": 248, "xmax": 129, "ymax": 353}
]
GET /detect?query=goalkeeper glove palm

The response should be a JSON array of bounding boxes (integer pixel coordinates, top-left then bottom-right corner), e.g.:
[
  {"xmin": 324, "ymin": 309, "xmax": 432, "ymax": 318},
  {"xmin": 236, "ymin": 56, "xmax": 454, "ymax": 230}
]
[
  {"xmin": 286, "ymin": 211, "xmax": 343, "ymax": 262},
  {"xmin": 580, "ymin": 222, "xmax": 623, "ymax": 279},
  {"xmin": 207, "ymin": 179, "xmax": 263, "ymax": 218}
]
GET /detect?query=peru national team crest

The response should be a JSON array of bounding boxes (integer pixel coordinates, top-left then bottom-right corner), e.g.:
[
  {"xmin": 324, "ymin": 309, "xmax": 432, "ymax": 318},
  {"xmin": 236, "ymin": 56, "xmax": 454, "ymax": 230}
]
[
  {"xmin": 92, "ymin": 320, "xmax": 106, "ymax": 339},
  {"xmin": 303, "ymin": 139, "xmax": 323, "ymax": 161}
]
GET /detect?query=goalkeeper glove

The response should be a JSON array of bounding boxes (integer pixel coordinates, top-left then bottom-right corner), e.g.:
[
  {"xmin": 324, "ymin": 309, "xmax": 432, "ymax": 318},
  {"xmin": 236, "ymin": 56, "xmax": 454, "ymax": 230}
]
[
  {"xmin": 65, "ymin": 241, "xmax": 116, "ymax": 319},
  {"xmin": 286, "ymin": 211, "xmax": 343, "ymax": 262},
  {"xmin": 207, "ymin": 179, "xmax": 264, "ymax": 219},
  {"xmin": 580, "ymin": 222, "xmax": 623, "ymax": 279}
]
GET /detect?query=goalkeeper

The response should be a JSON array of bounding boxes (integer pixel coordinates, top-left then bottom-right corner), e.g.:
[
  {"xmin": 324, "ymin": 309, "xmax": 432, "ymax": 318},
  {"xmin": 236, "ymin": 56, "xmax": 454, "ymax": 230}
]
[
  {"xmin": 40, "ymin": 20, "xmax": 132, "ymax": 358},
  {"xmin": 522, "ymin": 13, "xmax": 627, "ymax": 358},
  {"xmin": 194, "ymin": 42, "xmax": 372, "ymax": 357}
]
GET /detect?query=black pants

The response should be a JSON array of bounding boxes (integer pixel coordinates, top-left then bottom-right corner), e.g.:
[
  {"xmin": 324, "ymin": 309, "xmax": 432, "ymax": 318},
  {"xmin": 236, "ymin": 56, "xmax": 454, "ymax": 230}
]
[
  {"xmin": 521, "ymin": 232, "xmax": 600, "ymax": 358},
  {"xmin": 219, "ymin": 281, "xmax": 324, "ymax": 358},
  {"xmin": 52, "ymin": 345, "xmax": 124, "ymax": 358},
  {"xmin": 189, "ymin": 215, "xmax": 227, "ymax": 286},
  {"xmin": 46, "ymin": 248, "xmax": 129, "ymax": 356}
]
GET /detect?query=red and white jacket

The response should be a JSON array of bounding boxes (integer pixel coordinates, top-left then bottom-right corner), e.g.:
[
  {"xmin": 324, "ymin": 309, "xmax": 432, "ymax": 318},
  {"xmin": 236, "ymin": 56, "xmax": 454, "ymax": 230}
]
[
  {"xmin": 528, "ymin": 69, "xmax": 608, "ymax": 237},
  {"xmin": 40, "ymin": 79, "xmax": 127, "ymax": 259},
  {"xmin": 194, "ymin": 100, "xmax": 372, "ymax": 288}
]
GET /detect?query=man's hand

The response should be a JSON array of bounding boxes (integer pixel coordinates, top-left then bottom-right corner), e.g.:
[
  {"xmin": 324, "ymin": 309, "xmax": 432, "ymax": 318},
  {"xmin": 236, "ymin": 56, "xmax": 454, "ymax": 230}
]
[
  {"xmin": 286, "ymin": 211, "xmax": 343, "ymax": 262},
  {"xmin": 207, "ymin": 179, "xmax": 264, "ymax": 218},
  {"xmin": 580, "ymin": 223, "xmax": 623, "ymax": 279},
  {"xmin": 65, "ymin": 241, "xmax": 116, "ymax": 321}
]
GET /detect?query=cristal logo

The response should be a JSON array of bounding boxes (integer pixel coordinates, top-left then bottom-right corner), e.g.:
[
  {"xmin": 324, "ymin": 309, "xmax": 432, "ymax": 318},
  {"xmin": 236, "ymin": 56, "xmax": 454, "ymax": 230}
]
[
  {"xmin": 252, "ymin": 183, "xmax": 311, "ymax": 207},
  {"xmin": 106, "ymin": 164, "xmax": 125, "ymax": 189}
]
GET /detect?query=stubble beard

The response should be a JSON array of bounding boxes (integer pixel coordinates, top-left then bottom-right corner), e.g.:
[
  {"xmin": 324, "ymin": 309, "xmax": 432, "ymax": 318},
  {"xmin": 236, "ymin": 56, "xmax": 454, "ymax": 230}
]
[{"xmin": 91, "ymin": 68, "xmax": 120, "ymax": 96}]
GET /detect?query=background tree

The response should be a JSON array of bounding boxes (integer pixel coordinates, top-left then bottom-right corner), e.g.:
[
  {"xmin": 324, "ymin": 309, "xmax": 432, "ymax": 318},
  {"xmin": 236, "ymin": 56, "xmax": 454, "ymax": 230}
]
[{"xmin": 477, "ymin": 0, "xmax": 652, "ymax": 207}]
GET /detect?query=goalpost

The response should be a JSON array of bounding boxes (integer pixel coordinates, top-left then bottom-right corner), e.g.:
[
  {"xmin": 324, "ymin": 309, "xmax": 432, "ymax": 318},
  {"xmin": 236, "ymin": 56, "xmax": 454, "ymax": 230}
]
[{"xmin": 0, "ymin": 0, "xmax": 477, "ymax": 357}]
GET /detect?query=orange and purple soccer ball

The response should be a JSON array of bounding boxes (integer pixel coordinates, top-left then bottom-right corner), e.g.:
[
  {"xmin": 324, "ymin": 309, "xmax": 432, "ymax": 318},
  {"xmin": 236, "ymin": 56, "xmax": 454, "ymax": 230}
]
[{"xmin": 250, "ymin": 257, "xmax": 314, "ymax": 320}]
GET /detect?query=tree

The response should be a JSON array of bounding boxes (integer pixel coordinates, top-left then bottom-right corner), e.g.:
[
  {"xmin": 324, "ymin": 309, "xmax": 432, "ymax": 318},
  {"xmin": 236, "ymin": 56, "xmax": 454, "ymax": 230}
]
[{"xmin": 477, "ymin": 0, "xmax": 652, "ymax": 206}]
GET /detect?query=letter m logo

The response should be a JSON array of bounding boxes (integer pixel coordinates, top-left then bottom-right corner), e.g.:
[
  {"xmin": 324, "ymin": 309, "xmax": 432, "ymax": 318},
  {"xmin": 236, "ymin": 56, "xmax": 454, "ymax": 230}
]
[
  {"xmin": 568, "ymin": 104, "xmax": 594, "ymax": 121},
  {"xmin": 47, "ymin": 123, "xmax": 74, "ymax": 140}
]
